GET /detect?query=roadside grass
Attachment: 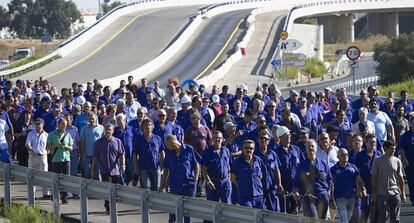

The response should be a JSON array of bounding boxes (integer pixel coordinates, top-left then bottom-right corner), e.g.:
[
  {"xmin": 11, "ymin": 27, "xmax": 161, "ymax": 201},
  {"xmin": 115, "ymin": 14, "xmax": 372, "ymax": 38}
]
[
  {"xmin": 0, "ymin": 201, "xmax": 60, "ymax": 223},
  {"xmin": 379, "ymin": 78, "xmax": 414, "ymax": 97},
  {"xmin": 324, "ymin": 34, "xmax": 390, "ymax": 54},
  {"xmin": 0, "ymin": 39, "xmax": 63, "ymax": 60}
]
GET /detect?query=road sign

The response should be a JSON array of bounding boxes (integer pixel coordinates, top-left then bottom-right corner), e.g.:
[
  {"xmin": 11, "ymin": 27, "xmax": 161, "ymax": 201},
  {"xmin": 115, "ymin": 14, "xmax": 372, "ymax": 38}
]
[
  {"xmin": 282, "ymin": 60, "xmax": 305, "ymax": 67},
  {"xmin": 279, "ymin": 39, "xmax": 303, "ymax": 50},
  {"xmin": 271, "ymin": 59, "xmax": 282, "ymax": 68},
  {"xmin": 346, "ymin": 45, "xmax": 361, "ymax": 60},
  {"xmin": 348, "ymin": 60, "xmax": 359, "ymax": 68},
  {"xmin": 283, "ymin": 53, "xmax": 306, "ymax": 61},
  {"xmin": 280, "ymin": 31, "xmax": 288, "ymax": 40}
]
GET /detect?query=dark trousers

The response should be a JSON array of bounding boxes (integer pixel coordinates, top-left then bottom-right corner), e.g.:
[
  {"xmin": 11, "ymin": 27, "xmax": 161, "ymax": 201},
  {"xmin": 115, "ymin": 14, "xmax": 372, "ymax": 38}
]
[
  {"xmin": 278, "ymin": 193, "xmax": 298, "ymax": 214},
  {"xmin": 377, "ymin": 194, "xmax": 401, "ymax": 223},
  {"xmin": 101, "ymin": 173, "xmax": 120, "ymax": 210},
  {"xmin": 264, "ymin": 190, "xmax": 280, "ymax": 212},
  {"xmin": 231, "ymin": 183, "xmax": 238, "ymax": 204},
  {"xmin": 361, "ymin": 194, "xmax": 377, "ymax": 223},
  {"xmin": 206, "ymin": 180, "xmax": 231, "ymax": 203},
  {"xmin": 405, "ymin": 166, "xmax": 414, "ymax": 203},
  {"xmin": 51, "ymin": 161, "xmax": 70, "ymax": 201},
  {"xmin": 169, "ymin": 181, "xmax": 196, "ymax": 223},
  {"xmin": 302, "ymin": 192, "xmax": 329, "ymax": 219}
]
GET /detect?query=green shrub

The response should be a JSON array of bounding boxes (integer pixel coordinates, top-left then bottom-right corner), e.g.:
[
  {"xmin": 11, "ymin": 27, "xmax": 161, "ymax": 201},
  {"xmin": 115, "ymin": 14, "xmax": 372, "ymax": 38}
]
[
  {"xmin": 302, "ymin": 57, "xmax": 326, "ymax": 78},
  {"xmin": 0, "ymin": 201, "xmax": 60, "ymax": 223},
  {"xmin": 278, "ymin": 66, "xmax": 299, "ymax": 80},
  {"xmin": 379, "ymin": 78, "xmax": 414, "ymax": 97}
]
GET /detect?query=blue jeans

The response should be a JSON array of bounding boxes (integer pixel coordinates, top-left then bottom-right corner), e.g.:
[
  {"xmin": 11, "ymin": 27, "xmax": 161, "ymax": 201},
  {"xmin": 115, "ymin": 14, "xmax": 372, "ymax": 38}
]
[
  {"xmin": 0, "ymin": 149, "xmax": 10, "ymax": 163},
  {"xmin": 350, "ymin": 196, "xmax": 361, "ymax": 223},
  {"xmin": 140, "ymin": 169, "xmax": 161, "ymax": 191},
  {"xmin": 169, "ymin": 181, "xmax": 196, "ymax": 223},
  {"xmin": 82, "ymin": 156, "xmax": 101, "ymax": 180},
  {"xmin": 120, "ymin": 158, "xmax": 134, "ymax": 186},
  {"xmin": 264, "ymin": 189, "xmax": 280, "ymax": 212},
  {"xmin": 335, "ymin": 197, "xmax": 355, "ymax": 223},
  {"xmin": 302, "ymin": 192, "xmax": 329, "ymax": 219}
]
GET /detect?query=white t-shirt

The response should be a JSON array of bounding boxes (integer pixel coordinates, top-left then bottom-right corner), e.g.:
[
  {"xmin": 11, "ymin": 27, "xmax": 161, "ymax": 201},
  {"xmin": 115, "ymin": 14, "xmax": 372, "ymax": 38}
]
[
  {"xmin": 0, "ymin": 119, "xmax": 9, "ymax": 150},
  {"xmin": 316, "ymin": 145, "xmax": 339, "ymax": 168},
  {"xmin": 25, "ymin": 130, "xmax": 49, "ymax": 155}
]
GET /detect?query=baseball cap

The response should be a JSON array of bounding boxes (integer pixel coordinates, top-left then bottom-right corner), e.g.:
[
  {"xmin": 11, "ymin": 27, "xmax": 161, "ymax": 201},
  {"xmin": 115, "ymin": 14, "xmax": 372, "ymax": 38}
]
[
  {"xmin": 324, "ymin": 87, "xmax": 332, "ymax": 92},
  {"xmin": 224, "ymin": 122, "xmax": 237, "ymax": 131},
  {"xmin": 212, "ymin": 95, "xmax": 220, "ymax": 103},
  {"xmin": 299, "ymin": 97, "xmax": 307, "ymax": 102},
  {"xmin": 180, "ymin": 95, "xmax": 192, "ymax": 104},
  {"xmin": 276, "ymin": 126, "xmax": 290, "ymax": 138},
  {"xmin": 34, "ymin": 118, "xmax": 44, "ymax": 124},
  {"xmin": 299, "ymin": 127, "xmax": 310, "ymax": 135},
  {"xmin": 76, "ymin": 96, "xmax": 86, "ymax": 105}
]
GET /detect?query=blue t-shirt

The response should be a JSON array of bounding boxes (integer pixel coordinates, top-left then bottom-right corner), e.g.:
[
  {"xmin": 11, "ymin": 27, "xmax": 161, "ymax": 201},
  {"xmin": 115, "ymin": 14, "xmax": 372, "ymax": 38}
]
[
  {"xmin": 80, "ymin": 124, "xmax": 104, "ymax": 157},
  {"xmin": 113, "ymin": 126, "xmax": 134, "ymax": 159},
  {"xmin": 330, "ymin": 162, "xmax": 359, "ymax": 198},
  {"xmin": 355, "ymin": 149, "xmax": 382, "ymax": 194},
  {"xmin": 274, "ymin": 144, "xmax": 302, "ymax": 191},
  {"xmin": 254, "ymin": 148, "xmax": 280, "ymax": 191},
  {"xmin": 164, "ymin": 144, "xmax": 199, "ymax": 189},
  {"xmin": 400, "ymin": 130, "xmax": 414, "ymax": 164}
]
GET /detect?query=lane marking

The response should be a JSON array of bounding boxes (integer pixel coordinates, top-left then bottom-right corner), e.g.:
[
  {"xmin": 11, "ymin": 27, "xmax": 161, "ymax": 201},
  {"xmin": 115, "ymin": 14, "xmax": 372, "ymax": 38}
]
[
  {"xmin": 43, "ymin": 10, "xmax": 157, "ymax": 79},
  {"xmin": 194, "ymin": 17, "xmax": 244, "ymax": 80}
]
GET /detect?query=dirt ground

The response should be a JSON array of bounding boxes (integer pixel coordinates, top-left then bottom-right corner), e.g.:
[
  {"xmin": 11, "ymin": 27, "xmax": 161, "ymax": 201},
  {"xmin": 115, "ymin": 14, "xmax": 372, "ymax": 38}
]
[
  {"xmin": 324, "ymin": 35, "xmax": 390, "ymax": 54},
  {"xmin": 0, "ymin": 39, "xmax": 63, "ymax": 60}
]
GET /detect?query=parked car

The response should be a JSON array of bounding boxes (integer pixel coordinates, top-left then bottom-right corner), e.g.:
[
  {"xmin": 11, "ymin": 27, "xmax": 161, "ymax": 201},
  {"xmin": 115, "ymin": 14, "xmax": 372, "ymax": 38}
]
[
  {"xmin": 9, "ymin": 47, "xmax": 33, "ymax": 61},
  {"xmin": 0, "ymin": 60, "xmax": 10, "ymax": 66}
]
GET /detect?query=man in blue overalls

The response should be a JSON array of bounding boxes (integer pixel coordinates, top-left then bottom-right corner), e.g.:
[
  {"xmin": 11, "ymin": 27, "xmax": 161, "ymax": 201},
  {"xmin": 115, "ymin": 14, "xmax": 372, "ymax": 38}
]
[
  {"xmin": 293, "ymin": 139, "xmax": 333, "ymax": 219},
  {"xmin": 201, "ymin": 131, "xmax": 232, "ymax": 216},
  {"xmin": 231, "ymin": 140, "xmax": 266, "ymax": 208},
  {"xmin": 159, "ymin": 135, "xmax": 200, "ymax": 223},
  {"xmin": 400, "ymin": 118, "xmax": 414, "ymax": 206},
  {"xmin": 254, "ymin": 132, "xmax": 283, "ymax": 212}
]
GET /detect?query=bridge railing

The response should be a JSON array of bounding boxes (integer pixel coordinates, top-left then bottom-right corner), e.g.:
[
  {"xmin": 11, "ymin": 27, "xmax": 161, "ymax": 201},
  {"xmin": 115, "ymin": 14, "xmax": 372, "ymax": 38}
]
[
  {"xmin": 0, "ymin": 162, "xmax": 325, "ymax": 223},
  {"xmin": 331, "ymin": 76, "xmax": 379, "ymax": 94}
]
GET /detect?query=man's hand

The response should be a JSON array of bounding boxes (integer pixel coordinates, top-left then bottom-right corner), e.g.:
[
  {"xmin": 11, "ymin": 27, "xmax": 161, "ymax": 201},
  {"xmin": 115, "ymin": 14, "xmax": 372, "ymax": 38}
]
[
  {"xmin": 158, "ymin": 185, "xmax": 165, "ymax": 192},
  {"xmin": 292, "ymin": 192, "xmax": 300, "ymax": 202},
  {"xmin": 277, "ymin": 184, "xmax": 284, "ymax": 193},
  {"xmin": 206, "ymin": 181, "xmax": 216, "ymax": 190},
  {"xmin": 401, "ymin": 193, "xmax": 407, "ymax": 203},
  {"xmin": 120, "ymin": 164, "xmax": 126, "ymax": 172}
]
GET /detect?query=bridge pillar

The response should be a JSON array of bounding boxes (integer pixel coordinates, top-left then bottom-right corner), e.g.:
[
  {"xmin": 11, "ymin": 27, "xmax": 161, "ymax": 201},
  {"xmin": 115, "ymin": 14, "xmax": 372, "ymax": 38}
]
[
  {"xmin": 367, "ymin": 12, "xmax": 399, "ymax": 38},
  {"xmin": 318, "ymin": 14, "xmax": 354, "ymax": 43}
]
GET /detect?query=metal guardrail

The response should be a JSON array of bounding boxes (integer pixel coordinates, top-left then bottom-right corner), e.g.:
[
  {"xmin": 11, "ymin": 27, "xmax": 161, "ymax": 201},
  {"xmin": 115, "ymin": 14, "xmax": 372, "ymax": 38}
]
[
  {"xmin": 0, "ymin": 162, "xmax": 325, "ymax": 223},
  {"xmin": 331, "ymin": 76, "xmax": 379, "ymax": 94},
  {"xmin": 0, "ymin": 52, "xmax": 59, "ymax": 77}
]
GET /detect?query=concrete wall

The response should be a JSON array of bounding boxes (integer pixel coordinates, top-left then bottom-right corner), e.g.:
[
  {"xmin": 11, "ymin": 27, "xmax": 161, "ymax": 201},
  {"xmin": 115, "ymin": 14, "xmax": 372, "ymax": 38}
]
[
  {"xmin": 367, "ymin": 12, "xmax": 399, "ymax": 38},
  {"xmin": 318, "ymin": 14, "xmax": 354, "ymax": 43},
  {"xmin": 289, "ymin": 23, "xmax": 323, "ymax": 61}
]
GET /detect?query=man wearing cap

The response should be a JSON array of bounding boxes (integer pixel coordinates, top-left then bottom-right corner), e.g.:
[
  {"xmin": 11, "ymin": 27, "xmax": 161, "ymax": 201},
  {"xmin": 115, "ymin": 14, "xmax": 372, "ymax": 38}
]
[
  {"xmin": 177, "ymin": 94, "xmax": 193, "ymax": 130},
  {"xmin": 293, "ymin": 139, "xmax": 333, "ymax": 219},
  {"xmin": 296, "ymin": 127, "xmax": 310, "ymax": 159},
  {"xmin": 274, "ymin": 126, "xmax": 302, "ymax": 213},
  {"xmin": 34, "ymin": 95, "xmax": 51, "ymax": 120},
  {"xmin": 324, "ymin": 87, "xmax": 336, "ymax": 105},
  {"xmin": 47, "ymin": 118, "xmax": 73, "ymax": 204},
  {"xmin": 201, "ymin": 131, "xmax": 232, "ymax": 209},
  {"xmin": 43, "ymin": 103, "xmax": 64, "ymax": 133},
  {"xmin": 255, "ymin": 132, "xmax": 283, "ymax": 211},
  {"xmin": 25, "ymin": 118, "xmax": 50, "ymax": 198},
  {"xmin": 231, "ymin": 140, "xmax": 266, "ymax": 209}
]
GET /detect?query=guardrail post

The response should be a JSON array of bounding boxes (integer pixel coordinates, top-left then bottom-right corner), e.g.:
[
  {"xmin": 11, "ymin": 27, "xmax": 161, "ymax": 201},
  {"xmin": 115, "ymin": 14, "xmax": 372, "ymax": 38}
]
[
  {"xmin": 175, "ymin": 196, "xmax": 184, "ymax": 223},
  {"xmin": 27, "ymin": 168, "xmax": 34, "ymax": 206},
  {"xmin": 254, "ymin": 209, "xmax": 263, "ymax": 223},
  {"xmin": 80, "ymin": 178, "xmax": 88, "ymax": 223},
  {"xmin": 109, "ymin": 185, "xmax": 118, "ymax": 223},
  {"xmin": 141, "ymin": 190, "xmax": 150, "ymax": 223},
  {"xmin": 52, "ymin": 174, "xmax": 60, "ymax": 218},
  {"xmin": 3, "ymin": 164, "xmax": 11, "ymax": 205},
  {"xmin": 213, "ymin": 203, "xmax": 222, "ymax": 223}
]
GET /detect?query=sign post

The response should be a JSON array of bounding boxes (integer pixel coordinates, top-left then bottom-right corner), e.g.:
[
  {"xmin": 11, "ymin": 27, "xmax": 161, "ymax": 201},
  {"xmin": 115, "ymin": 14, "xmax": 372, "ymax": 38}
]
[{"xmin": 346, "ymin": 45, "xmax": 361, "ymax": 95}]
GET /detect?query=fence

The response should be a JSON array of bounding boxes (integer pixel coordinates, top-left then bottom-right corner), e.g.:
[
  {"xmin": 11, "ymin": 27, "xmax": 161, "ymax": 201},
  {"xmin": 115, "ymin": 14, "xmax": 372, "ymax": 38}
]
[
  {"xmin": 0, "ymin": 162, "xmax": 326, "ymax": 223},
  {"xmin": 331, "ymin": 76, "xmax": 379, "ymax": 94}
]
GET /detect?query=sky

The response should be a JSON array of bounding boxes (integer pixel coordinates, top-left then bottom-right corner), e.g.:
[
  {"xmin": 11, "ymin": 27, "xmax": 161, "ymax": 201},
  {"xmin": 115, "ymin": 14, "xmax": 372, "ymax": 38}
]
[{"xmin": 0, "ymin": 0, "xmax": 134, "ymax": 10}]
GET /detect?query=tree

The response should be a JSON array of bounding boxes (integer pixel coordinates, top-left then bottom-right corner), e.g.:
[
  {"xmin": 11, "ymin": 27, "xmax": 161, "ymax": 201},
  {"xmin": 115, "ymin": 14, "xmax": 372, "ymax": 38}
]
[
  {"xmin": 373, "ymin": 33, "xmax": 414, "ymax": 85},
  {"xmin": 0, "ymin": 6, "xmax": 8, "ymax": 29},
  {"xmin": 7, "ymin": 0, "xmax": 82, "ymax": 39},
  {"xmin": 102, "ymin": 1, "xmax": 124, "ymax": 15}
]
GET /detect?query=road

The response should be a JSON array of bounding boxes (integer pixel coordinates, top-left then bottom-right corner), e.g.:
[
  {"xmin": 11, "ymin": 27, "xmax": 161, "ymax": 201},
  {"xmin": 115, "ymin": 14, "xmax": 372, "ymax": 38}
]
[
  {"xmin": 15, "ymin": 6, "xmax": 199, "ymax": 89},
  {"xmin": 145, "ymin": 10, "xmax": 251, "ymax": 88}
]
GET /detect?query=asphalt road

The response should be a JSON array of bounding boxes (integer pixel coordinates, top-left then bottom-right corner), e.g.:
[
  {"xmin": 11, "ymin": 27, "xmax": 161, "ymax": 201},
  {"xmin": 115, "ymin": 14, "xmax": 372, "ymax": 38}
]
[
  {"xmin": 16, "ymin": 6, "xmax": 199, "ymax": 89},
  {"xmin": 146, "ymin": 10, "xmax": 251, "ymax": 88}
]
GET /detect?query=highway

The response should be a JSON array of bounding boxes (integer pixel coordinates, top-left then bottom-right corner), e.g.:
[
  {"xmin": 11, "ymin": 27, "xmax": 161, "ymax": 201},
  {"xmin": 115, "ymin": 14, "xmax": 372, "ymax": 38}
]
[
  {"xmin": 15, "ymin": 6, "xmax": 200, "ymax": 89},
  {"xmin": 145, "ymin": 9, "xmax": 251, "ymax": 88}
]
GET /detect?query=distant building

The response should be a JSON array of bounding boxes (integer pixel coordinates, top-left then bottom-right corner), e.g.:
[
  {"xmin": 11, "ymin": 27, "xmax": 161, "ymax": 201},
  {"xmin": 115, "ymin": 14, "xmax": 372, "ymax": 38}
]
[{"xmin": 72, "ymin": 8, "xmax": 99, "ymax": 34}]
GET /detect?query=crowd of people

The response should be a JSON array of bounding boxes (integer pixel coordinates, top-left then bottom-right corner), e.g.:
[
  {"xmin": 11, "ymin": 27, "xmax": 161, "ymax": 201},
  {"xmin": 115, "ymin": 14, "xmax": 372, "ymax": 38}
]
[{"xmin": 0, "ymin": 75, "xmax": 413, "ymax": 222}]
